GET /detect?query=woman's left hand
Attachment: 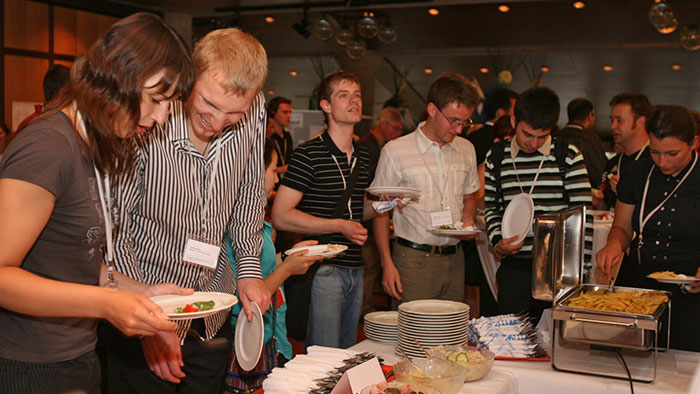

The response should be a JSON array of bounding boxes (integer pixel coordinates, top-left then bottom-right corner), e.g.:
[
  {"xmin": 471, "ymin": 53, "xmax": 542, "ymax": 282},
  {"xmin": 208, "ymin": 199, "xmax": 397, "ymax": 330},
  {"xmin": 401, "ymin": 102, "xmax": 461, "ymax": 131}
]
[{"xmin": 141, "ymin": 283, "xmax": 194, "ymax": 298}]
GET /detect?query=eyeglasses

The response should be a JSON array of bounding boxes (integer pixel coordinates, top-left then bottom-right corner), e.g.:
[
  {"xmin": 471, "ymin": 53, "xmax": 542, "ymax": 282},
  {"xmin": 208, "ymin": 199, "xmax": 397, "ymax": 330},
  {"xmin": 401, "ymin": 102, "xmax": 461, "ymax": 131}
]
[{"xmin": 436, "ymin": 106, "xmax": 474, "ymax": 129}]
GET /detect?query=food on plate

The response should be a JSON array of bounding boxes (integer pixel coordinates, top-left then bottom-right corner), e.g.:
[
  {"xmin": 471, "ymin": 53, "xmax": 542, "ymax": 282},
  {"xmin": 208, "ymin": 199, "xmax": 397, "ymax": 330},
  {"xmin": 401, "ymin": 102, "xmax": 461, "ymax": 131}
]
[
  {"xmin": 327, "ymin": 244, "xmax": 342, "ymax": 252},
  {"xmin": 649, "ymin": 271, "xmax": 693, "ymax": 280},
  {"xmin": 595, "ymin": 212, "xmax": 614, "ymax": 221},
  {"xmin": 565, "ymin": 289, "xmax": 668, "ymax": 314},
  {"xmin": 439, "ymin": 225, "xmax": 456, "ymax": 230},
  {"xmin": 174, "ymin": 300, "xmax": 215, "ymax": 313},
  {"xmin": 360, "ymin": 381, "xmax": 436, "ymax": 394},
  {"xmin": 447, "ymin": 349, "xmax": 486, "ymax": 364}
]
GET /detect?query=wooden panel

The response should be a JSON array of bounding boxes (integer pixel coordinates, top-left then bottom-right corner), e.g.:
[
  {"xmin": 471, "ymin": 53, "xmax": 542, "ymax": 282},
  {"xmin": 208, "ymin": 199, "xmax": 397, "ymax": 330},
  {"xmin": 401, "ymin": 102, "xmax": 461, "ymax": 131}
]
[
  {"xmin": 53, "ymin": 6, "xmax": 77, "ymax": 56},
  {"xmin": 76, "ymin": 11, "xmax": 118, "ymax": 55},
  {"xmin": 3, "ymin": 0, "xmax": 49, "ymax": 52},
  {"xmin": 4, "ymin": 55, "xmax": 48, "ymax": 131}
]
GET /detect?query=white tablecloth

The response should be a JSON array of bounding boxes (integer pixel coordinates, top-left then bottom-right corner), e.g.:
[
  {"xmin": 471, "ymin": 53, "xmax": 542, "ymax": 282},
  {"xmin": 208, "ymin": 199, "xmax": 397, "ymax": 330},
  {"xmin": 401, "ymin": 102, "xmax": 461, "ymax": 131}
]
[{"xmin": 350, "ymin": 339, "xmax": 699, "ymax": 394}]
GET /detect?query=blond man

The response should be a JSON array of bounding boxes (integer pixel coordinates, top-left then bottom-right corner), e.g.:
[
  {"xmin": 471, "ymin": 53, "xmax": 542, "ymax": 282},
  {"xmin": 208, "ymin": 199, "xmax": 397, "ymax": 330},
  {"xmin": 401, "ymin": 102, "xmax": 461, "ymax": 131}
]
[{"xmin": 106, "ymin": 28, "xmax": 270, "ymax": 393}]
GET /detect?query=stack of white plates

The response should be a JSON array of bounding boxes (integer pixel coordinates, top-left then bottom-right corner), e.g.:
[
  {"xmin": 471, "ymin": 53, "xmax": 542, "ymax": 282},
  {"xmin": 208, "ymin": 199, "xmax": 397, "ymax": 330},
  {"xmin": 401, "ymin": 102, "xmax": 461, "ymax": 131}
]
[
  {"xmin": 363, "ymin": 311, "xmax": 398, "ymax": 343},
  {"xmin": 396, "ymin": 299, "xmax": 470, "ymax": 358}
]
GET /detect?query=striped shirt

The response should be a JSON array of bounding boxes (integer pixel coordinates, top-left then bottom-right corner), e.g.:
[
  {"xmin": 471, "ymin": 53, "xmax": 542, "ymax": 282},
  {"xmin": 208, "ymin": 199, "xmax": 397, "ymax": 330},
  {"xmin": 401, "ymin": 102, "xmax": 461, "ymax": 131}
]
[
  {"xmin": 371, "ymin": 125, "xmax": 480, "ymax": 246},
  {"xmin": 112, "ymin": 93, "xmax": 266, "ymax": 339},
  {"xmin": 280, "ymin": 131, "xmax": 370, "ymax": 268},
  {"xmin": 484, "ymin": 136, "xmax": 594, "ymax": 272}
]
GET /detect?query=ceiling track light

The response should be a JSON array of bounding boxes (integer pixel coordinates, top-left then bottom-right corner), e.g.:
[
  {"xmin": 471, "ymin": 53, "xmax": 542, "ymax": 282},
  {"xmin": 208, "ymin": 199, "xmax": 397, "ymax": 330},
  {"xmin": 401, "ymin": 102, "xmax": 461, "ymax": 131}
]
[{"xmin": 292, "ymin": 8, "xmax": 311, "ymax": 39}]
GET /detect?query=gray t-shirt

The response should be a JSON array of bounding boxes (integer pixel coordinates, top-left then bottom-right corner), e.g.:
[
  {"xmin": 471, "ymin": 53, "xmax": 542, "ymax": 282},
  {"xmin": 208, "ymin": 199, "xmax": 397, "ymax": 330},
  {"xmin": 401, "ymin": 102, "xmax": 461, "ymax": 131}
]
[{"xmin": 0, "ymin": 112, "xmax": 104, "ymax": 363}]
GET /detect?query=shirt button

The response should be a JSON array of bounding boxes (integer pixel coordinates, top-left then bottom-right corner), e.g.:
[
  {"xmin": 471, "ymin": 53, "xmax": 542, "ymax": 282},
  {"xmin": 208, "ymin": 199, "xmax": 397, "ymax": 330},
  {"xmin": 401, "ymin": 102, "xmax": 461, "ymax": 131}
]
[
  {"xmin": 657, "ymin": 221, "xmax": 662, "ymax": 225},
  {"xmin": 664, "ymin": 192, "xmax": 668, "ymax": 196},
  {"xmin": 661, "ymin": 207, "xmax": 665, "ymax": 211},
  {"xmin": 668, "ymin": 235, "xmax": 672, "ymax": 239},
  {"xmin": 653, "ymin": 255, "xmax": 657, "ymax": 260},
  {"xmin": 656, "ymin": 240, "xmax": 660, "ymax": 245},
  {"xmin": 671, "ymin": 208, "xmax": 676, "ymax": 213},
  {"xmin": 668, "ymin": 223, "xmax": 672, "ymax": 227},
  {"xmin": 664, "ymin": 256, "xmax": 668, "ymax": 260},
  {"xmin": 666, "ymin": 243, "xmax": 670, "ymax": 247}
]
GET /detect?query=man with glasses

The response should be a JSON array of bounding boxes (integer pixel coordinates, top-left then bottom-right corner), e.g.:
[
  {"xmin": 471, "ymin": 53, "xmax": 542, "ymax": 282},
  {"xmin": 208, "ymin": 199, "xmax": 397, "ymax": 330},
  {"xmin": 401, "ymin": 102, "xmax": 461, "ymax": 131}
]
[{"xmin": 371, "ymin": 72, "xmax": 481, "ymax": 307}]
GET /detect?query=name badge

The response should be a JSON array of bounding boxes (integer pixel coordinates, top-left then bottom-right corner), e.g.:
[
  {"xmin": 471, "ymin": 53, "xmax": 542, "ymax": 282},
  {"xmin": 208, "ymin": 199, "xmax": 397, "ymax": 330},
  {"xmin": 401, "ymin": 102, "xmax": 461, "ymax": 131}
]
[
  {"xmin": 430, "ymin": 210, "xmax": 453, "ymax": 227},
  {"xmin": 183, "ymin": 238, "xmax": 220, "ymax": 269}
]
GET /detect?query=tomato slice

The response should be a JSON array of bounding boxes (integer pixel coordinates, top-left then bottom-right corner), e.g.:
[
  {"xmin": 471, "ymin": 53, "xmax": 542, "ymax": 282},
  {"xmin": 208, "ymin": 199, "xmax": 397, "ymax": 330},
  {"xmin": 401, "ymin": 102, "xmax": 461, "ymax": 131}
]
[{"xmin": 184, "ymin": 304, "xmax": 199, "ymax": 313}]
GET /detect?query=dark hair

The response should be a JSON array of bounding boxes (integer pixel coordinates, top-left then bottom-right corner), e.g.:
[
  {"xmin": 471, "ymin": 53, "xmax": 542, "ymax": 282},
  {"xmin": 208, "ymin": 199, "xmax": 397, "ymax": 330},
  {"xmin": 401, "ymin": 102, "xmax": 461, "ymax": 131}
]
[
  {"xmin": 483, "ymin": 88, "xmax": 518, "ymax": 122},
  {"xmin": 43, "ymin": 65, "xmax": 70, "ymax": 102},
  {"xmin": 264, "ymin": 139, "xmax": 277, "ymax": 168},
  {"xmin": 609, "ymin": 93, "xmax": 652, "ymax": 121},
  {"xmin": 514, "ymin": 87, "xmax": 560, "ymax": 131},
  {"xmin": 492, "ymin": 115, "xmax": 516, "ymax": 141},
  {"xmin": 44, "ymin": 12, "xmax": 194, "ymax": 176},
  {"xmin": 647, "ymin": 105, "xmax": 698, "ymax": 144},
  {"xmin": 427, "ymin": 72, "xmax": 480, "ymax": 111},
  {"xmin": 567, "ymin": 98, "xmax": 594, "ymax": 123},
  {"xmin": 316, "ymin": 70, "xmax": 360, "ymax": 123},
  {"xmin": 268, "ymin": 96, "xmax": 291, "ymax": 117}
]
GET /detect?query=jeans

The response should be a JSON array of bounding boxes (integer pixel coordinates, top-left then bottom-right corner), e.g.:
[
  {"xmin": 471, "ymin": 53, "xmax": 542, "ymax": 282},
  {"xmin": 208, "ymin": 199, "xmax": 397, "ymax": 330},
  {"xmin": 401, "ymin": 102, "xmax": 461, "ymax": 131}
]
[{"xmin": 307, "ymin": 265, "xmax": 363, "ymax": 349}]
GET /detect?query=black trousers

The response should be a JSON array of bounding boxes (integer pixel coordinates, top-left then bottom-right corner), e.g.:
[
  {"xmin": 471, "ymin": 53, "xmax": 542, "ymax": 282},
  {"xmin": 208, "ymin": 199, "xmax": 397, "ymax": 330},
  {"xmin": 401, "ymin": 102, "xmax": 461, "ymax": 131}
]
[
  {"xmin": 496, "ymin": 255, "xmax": 551, "ymax": 324},
  {"xmin": 103, "ymin": 319, "xmax": 232, "ymax": 394},
  {"xmin": 463, "ymin": 240, "xmax": 498, "ymax": 316},
  {"xmin": 0, "ymin": 350, "xmax": 100, "ymax": 394}
]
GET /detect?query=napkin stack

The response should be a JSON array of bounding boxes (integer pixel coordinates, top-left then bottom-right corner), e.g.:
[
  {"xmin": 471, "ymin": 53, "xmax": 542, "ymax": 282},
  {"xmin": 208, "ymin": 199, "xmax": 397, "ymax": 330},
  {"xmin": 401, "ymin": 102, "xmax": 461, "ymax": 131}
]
[
  {"xmin": 467, "ymin": 314, "xmax": 547, "ymax": 358},
  {"xmin": 371, "ymin": 198, "xmax": 411, "ymax": 214}
]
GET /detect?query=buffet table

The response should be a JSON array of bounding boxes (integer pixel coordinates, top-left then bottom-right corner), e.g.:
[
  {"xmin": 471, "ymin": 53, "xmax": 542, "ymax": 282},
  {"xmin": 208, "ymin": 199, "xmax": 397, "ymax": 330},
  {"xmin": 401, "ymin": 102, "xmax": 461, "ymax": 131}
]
[{"xmin": 350, "ymin": 339, "xmax": 699, "ymax": 394}]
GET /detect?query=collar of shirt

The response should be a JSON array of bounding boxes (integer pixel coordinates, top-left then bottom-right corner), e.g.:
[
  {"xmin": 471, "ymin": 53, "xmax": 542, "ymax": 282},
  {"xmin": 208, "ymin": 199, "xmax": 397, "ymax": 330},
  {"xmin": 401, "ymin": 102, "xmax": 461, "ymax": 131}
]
[
  {"xmin": 321, "ymin": 130, "xmax": 359, "ymax": 159},
  {"xmin": 510, "ymin": 134, "xmax": 552, "ymax": 158},
  {"xmin": 565, "ymin": 123, "xmax": 584, "ymax": 130},
  {"xmin": 485, "ymin": 120, "xmax": 495, "ymax": 126},
  {"xmin": 415, "ymin": 122, "xmax": 460, "ymax": 155}
]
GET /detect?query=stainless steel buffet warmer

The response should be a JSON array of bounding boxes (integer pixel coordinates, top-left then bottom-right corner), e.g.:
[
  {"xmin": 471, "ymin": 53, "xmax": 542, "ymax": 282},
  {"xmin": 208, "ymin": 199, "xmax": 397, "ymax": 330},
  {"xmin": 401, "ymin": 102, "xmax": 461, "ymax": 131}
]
[{"xmin": 532, "ymin": 205, "xmax": 671, "ymax": 383}]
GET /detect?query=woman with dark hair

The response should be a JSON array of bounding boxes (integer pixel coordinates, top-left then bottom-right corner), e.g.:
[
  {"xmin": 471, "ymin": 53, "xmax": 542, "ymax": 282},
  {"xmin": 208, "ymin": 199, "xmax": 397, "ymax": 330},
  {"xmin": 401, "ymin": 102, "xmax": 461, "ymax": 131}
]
[
  {"xmin": 0, "ymin": 13, "xmax": 194, "ymax": 393},
  {"xmin": 597, "ymin": 104, "xmax": 700, "ymax": 351}
]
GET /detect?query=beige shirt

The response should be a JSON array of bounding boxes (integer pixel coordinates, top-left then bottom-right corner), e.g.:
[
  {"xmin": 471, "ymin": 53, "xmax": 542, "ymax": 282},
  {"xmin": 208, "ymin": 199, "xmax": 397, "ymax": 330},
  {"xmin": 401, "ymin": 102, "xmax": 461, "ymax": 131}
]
[{"xmin": 371, "ymin": 123, "xmax": 480, "ymax": 246}]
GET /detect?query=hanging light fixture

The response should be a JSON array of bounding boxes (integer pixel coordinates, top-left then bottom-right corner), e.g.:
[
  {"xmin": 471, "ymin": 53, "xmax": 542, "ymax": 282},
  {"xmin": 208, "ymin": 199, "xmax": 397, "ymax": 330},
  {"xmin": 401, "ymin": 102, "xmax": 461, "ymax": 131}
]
[
  {"xmin": 680, "ymin": 25, "xmax": 700, "ymax": 50},
  {"xmin": 648, "ymin": 1, "xmax": 678, "ymax": 34},
  {"xmin": 378, "ymin": 23, "xmax": 398, "ymax": 43},
  {"xmin": 345, "ymin": 40, "xmax": 367, "ymax": 59},
  {"xmin": 313, "ymin": 18, "xmax": 334, "ymax": 40},
  {"xmin": 357, "ymin": 16, "xmax": 378, "ymax": 38}
]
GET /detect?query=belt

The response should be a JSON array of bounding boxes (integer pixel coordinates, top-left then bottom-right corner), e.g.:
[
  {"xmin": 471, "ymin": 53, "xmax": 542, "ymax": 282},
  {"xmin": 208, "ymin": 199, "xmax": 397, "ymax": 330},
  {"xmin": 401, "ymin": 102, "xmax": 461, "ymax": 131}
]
[{"xmin": 397, "ymin": 237, "xmax": 459, "ymax": 255}]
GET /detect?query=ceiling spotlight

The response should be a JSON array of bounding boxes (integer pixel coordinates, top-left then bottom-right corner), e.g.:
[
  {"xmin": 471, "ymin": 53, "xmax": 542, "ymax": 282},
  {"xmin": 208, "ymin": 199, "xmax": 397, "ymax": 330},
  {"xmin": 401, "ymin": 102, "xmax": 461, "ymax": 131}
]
[
  {"xmin": 424, "ymin": 68, "xmax": 434, "ymax": 74},
  {"xmin": 363, "ymin": 11, "xmax": 375, "ymax": 18},
  {"xmin": 289, "ymin": 70, "xmax": 298, "ymax": 77},
  {"xmin": 540, "ymin": 65, "xmax": 550, "ymax": 72},
  {"xmin": 428, "ymin": 8, "xmax": 439, "ymax": 16},
  {"xmin": 498, "ymin": 4, "xmax": 510, "ymax": 13},
  {"xmin": 267, "ymin": 89, "xmax": 275, "ymax": 95},
  {"xmin": 479, "ymin": 67, "xmax": 489, "ymax": 74},
  {"xmin": 292, "ymin": 10, "xmax": 311, "ymax": 39},
  {"xmin": 602, "ymin": 64, "xmax": 614, "ymax": 72},
  {"xmin": 671, "ymin": 63, "xmax": 682, "ymax": 70},
  {"xmin": 572, "ymin": 1, "xmax": 586, "ymax": 9},
  {"xmin": 264, "ymin": 16, "xmax": 275, "ymax": 23}
]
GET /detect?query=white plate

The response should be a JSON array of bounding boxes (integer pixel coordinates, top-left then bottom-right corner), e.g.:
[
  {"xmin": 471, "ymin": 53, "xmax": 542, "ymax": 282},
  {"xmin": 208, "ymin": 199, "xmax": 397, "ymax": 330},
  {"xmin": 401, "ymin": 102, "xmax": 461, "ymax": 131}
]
[
  {"xmin": 364, "ymin": 311, "xmax": 398, "ymax": 325},
  {"xmin": 502, "ymin": 193, "xmax": 534, "ymax": 243},
  {"xmin": 428, "ymin": 226, "xmax": 480, "ymax": 236},
  {"xmin": 284, "ymin": 244, "xmax": 348, "ymax": 257},
  {"xmin": 592, "ymin": 210, "xmax": 614, "ymax": 224},
  {"xmin": 365, "ymin": 186, "xmax": 421, "ymax": 199},
  {"xmin": 234, "ymin": 302, "xmax": 264, "ymax": 371},
  {"xmin": 647, "ymin": 274, "xmax": 698, "ymax": 284},
  {"xmin": 151, "ymin": 292, "xmax": 238, "ymax": 320},
  {"xmin": 399, "ymin": 299, "xmax": 470, "ymax": 316}
]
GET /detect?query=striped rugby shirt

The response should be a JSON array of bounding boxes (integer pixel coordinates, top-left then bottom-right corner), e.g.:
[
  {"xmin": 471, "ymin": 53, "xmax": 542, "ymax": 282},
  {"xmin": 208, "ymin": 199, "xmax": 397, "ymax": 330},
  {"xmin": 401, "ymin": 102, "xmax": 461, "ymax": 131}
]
[
  {"xmin": 280, "ymin": 131, "xmax": 370, "ymax": 268},
  {"xmin": 112, "ymin": 93, "xmax": 266, "ymax": 339},
  {"xmin": 484, "ymin": 136, "xmax": 594, "ymax": 272}
]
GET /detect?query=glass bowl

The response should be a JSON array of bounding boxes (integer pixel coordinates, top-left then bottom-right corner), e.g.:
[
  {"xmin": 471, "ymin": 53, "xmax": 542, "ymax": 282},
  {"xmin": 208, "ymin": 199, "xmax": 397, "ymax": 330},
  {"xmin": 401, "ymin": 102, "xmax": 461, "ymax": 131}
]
[
  {"xmin": 394, "ymin": 358, "xmax": 467, "ymax": 394},
  {"xmin": 426, "ymin": 345, "xmax": 495, "ymax": 382}
]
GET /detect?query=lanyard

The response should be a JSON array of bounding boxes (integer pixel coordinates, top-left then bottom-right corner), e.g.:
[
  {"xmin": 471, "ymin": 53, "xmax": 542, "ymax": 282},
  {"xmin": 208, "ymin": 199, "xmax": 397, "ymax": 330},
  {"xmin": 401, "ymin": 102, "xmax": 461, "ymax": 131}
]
[
  {"xmin": 511, "ymin": 153, "xmax": 546, "ymax": 196},
  {"xmin": 617, "ymin": 142, "xmax": 648, "ymax": 174},
  {"xmin": 272, "ymin": 135, "xmax": 287, "ymax": 166},
  {"xmin": 76, "ymin": 111, "xmax": 117, "ymax": 287},
  {"xmin": 417, "ymin": 133, "xmax": 450, "ymax": 210},
  {"xmin": 330, "ymin": 154, "xmax": 358, "ymax": 220},
  {"xmin": 188, "ymin": 137, "xmax": 223, "ymax": 239},
  {"xmin": 637, "ymin": 152, "xmax": 697, "ymax": 261}
]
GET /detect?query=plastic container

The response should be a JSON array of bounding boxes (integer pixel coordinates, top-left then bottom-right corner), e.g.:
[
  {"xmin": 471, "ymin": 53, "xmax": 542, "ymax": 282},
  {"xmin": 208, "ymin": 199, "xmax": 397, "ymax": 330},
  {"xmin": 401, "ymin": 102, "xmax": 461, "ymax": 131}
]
[
  {"xmin": 394, "ymin": 358, "xmax": 467, "ymax": 394},
  {"xmin": 426, "ymin": 345, "xmax": 495, "ymax": 382}
]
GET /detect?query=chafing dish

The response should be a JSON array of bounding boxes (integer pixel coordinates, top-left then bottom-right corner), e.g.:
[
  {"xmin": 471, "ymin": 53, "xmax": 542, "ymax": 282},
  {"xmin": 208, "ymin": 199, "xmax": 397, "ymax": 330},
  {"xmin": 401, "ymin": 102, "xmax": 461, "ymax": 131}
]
[{"xmin": 532, "ymin": 205, "xmax": 670, "ymax": 383}]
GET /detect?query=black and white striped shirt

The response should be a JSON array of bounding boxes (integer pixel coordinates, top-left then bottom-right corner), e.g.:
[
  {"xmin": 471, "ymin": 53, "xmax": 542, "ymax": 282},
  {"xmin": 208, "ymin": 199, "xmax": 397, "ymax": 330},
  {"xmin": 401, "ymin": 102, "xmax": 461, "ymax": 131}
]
[
  {"xmin": 112, "ymin": 93, "xmax": 266, "ymax": 338},
  {"xmin": 281, "ymin": 131, "xmax": 370, "ymax": 268},
  {"xmin": 484, "ymin": 137, "xmax": 594, "ymax": 272}
]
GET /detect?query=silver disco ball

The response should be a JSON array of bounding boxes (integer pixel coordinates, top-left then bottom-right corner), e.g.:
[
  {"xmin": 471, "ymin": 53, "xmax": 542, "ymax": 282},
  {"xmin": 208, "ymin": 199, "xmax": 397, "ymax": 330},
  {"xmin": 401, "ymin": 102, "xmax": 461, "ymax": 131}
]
[
  {"xmin": 648, "ymin": 1, "xmax": 678, "ymax": 34},
  {"xmin": 335, "ymin": 27, "xmax": 353, "ymax": 45},
  {"xmin": 377, "ymin": 25, "xmax": 397, "ymax": 43},
  {"xmin": 680, "ymin": 26, "xmax": 700, "ymax": 51},
  {"xmin": 357, "ymin": 17, "xmax": 378, "ymax": 38},
  {"xmin": 313, "ymin": 18, "xmax": 334, "ymax": 40},
  {"xmin": 345, "ymin": 40, "xmax": 367, "ymax": 59}
]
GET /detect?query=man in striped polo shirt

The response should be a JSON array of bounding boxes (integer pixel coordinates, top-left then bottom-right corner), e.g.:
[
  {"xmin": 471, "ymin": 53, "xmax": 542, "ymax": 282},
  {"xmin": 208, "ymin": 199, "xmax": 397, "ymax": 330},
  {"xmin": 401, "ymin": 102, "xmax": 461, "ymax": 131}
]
[
  {"xmin": 272, "ymin": 71, "xmax": 375, "ymax": 348},
  {"xmin": 484, "ymin": 87, "xmax": 593, "ymax": 323},
  {"xmin": 371, "ymin": 72, "xmax": 481, "ymax": 308},
  {"xmin": 107, "ymin": 29, "xmax": 270, "ymax": 392}
]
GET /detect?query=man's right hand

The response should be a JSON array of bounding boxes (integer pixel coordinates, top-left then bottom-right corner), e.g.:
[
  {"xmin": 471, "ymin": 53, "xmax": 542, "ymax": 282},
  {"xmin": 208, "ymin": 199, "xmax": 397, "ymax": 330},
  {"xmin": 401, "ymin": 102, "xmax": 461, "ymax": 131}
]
[
  {"xmin": 381, "ymin": 260, "xmax": 403, "ymax": 300},
  {"xmin": 141, "ymin": 331, "xmax": 186, "ymax": 384},
  {"xmin": 494, "ymin": 235, "xmax": 525, "ymax": 256},
  {"xmin": 337, "ymin": 219, "xmax": 368, "ymax": 245}
]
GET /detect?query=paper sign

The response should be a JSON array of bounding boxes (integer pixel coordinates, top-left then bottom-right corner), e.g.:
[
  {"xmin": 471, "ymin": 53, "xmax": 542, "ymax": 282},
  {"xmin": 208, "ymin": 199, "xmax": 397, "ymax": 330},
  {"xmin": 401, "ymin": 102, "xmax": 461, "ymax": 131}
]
[
  {"xmin": 330, "ymin": 357, "xmax": 385, "ymax": 394},
  {"xmin": 182, "ymin": 238, "xmax": 220, "ymax": 269},
  {"xmin": 431, "ymin": 210, "xmax": 453, "ymax": 227}
]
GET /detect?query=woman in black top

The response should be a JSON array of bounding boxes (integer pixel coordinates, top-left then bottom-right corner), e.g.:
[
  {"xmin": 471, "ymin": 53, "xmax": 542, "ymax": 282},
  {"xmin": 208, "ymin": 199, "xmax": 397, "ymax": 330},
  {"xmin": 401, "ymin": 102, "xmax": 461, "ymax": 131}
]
[{"xmin": 597, "ymin": 105, "xmax": 700, "ymax": 352}]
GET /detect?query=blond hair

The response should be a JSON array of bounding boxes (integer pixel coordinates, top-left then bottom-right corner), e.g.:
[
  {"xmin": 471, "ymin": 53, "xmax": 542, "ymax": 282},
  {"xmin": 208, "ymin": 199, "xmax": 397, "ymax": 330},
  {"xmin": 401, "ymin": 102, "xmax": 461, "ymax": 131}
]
[
  {"xmin": 375, "ymin": 107, "xmax": 404, "ymax": 127},
  {"xmin": 193, "ymin": 28, "xmax": 268, "ymax": 95}
]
